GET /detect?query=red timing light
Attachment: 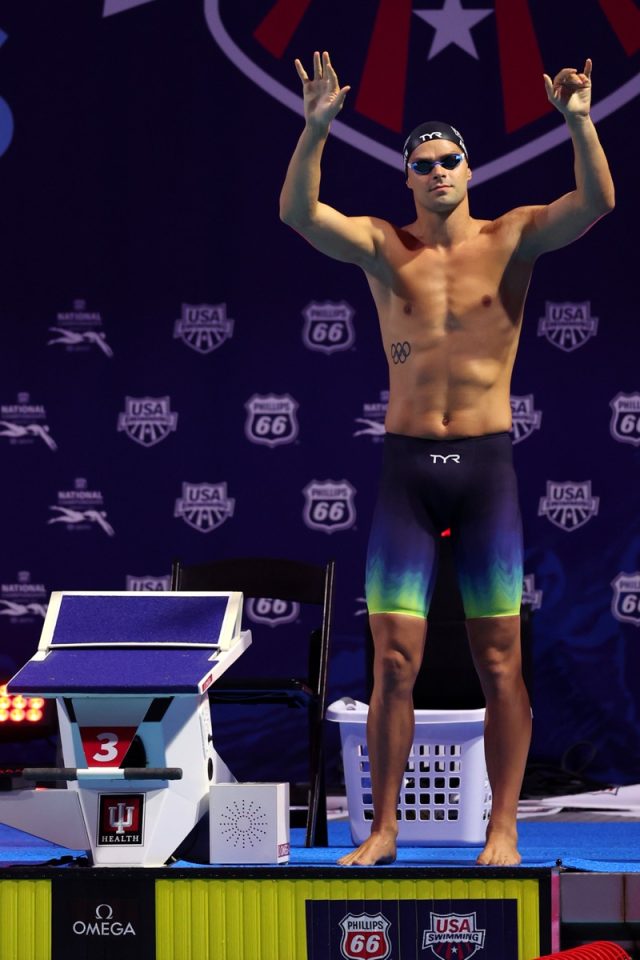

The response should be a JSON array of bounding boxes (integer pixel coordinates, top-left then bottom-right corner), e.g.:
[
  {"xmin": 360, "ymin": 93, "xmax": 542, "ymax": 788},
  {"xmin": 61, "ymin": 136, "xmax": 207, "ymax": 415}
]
[
  {"xmin": 441, "ymin": 528, "xmax": 451, "ymax": 537},
  {"xmin": 0, "ymin": 685, "xmax": 47, "ymax": 726}
]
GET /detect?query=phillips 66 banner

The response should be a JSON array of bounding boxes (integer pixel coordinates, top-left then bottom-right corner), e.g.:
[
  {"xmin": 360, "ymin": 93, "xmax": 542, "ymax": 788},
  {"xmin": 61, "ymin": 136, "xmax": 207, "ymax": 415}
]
[{"xmin": 0, "ymin": 0, "xmax": 638, "ymax": 785}]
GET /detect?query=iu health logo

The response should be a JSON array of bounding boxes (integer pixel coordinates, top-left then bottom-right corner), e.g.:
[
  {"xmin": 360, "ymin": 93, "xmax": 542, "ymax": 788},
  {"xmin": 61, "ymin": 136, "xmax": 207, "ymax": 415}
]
[
  {"xmin": 422, "ymin": 912, "xmax": 486, "ymax": 959},
  {"xmin": 244, "ymin": 393, "xmax": 299, "ymax": 447},
  {"xmin": 98, "ymin": 794, "xmax": 144, "ymax": 845},
  {"xmin": 117, "ymin": 396, "xmax": 178, "ymax": 447},
  {"xmin": 49, "ymin": 478, "xmax": 115, "ymax": 536},
  {"xmin": 537, "ymin": 301, "xmax": 598, "ymax": 352},
  {"xmin": 609, "ymin": 393, "xmax": 640, "ymax": 447},
  {"xmin": 48, "ymin": 300, "xmax": 113, "ymax": 357},
  {"xmin": 611, "ymin": 573, "xmax": 640, "ymax": 628},
  {"xmin": 302, "ymin": 301, "xmax": 355, "ymax": 354},
  {"xmin": 510, "ymin": 394, "xmax": 542, "ymax": 444},
  {"xmin": 339, "ymin": 912, "xmax": 391, "ymax": 960},
  {"xmin": 0, "ymin": 392, "xmax": 57, "ymax": 450},
  {"xmin": 303, "ymin": 480, "xmax": 356, "ymax": 534},
  {"xmin": 174, "ymin": 482, "xmax": 235, "ymax": 533},
  {"xmin": 538, "ymin": 481, "xmax": 599, "ymax": 532},
  {"xmin": 174, "ymin": 302, "xmax": 234, "ymax": 354}
]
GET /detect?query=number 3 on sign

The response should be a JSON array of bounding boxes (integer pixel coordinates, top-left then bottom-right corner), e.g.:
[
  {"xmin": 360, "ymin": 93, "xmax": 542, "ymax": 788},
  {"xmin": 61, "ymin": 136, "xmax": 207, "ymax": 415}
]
[
  {"xmin": 93, "ymin": 731, "xmax": 120, "ymax": 763},
  {"xmin": 79, "ymin": 726, "xmax": 137, "ymax": 767}
]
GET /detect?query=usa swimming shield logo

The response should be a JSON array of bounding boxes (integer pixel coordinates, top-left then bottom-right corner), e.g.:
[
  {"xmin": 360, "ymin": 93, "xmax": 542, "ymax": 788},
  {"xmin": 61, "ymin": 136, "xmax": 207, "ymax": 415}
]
[
  {"xmin": 117, "ymin": 396, "xmax": 178, "ymax": 447},
  {"xmin": 510, "ymin": 394, "xmax": 542, "ymax": 444},
  {"xmin": 174, "ymin": 482, "xmax": 235, "ymax": 532},
  {"xmin": 339, "ymin": 913, "xmax": 391, "ymax": 960},
  {"xmin": 609, "ymin": 393, "xmax": 640, "ymax": 447},
  {"xmin": 537, "ymin": 302, "xmax": 598, "ymax": 352},
  {"xmin": 244, "ymin": 394, "xmax": 299, "ymax": 447},
  {"xmin": 422, "ymin": 912, "xmax": 486, "ymax": 959},
  {"xmin": 205, "ymin": 1, "xmax": 640, "ymax": 184},
  {"xmin": 303, "ymin": 480, "xmax": 356, "ymax": 534},
  {"xmin": 302, "ymin": 302, "xmax": 355, "ymax": 355},
  {"xmin": 611, "ymin": 573, "xmax": 640, "ymax": 628},
  {"xmin": 174, "ymin": 303, "xmax": 234, "ymax": 354},
  {"xmin": 538, "ymin": 481, "xmax": 599, "ymax": 532}
]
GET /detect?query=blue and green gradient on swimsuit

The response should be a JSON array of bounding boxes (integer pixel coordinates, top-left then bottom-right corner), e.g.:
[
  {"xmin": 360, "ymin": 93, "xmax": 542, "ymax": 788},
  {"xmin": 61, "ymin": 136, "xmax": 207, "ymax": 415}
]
[{"xmin": 365, "ymin": 553, "xmax": 430, "ymax": 619}]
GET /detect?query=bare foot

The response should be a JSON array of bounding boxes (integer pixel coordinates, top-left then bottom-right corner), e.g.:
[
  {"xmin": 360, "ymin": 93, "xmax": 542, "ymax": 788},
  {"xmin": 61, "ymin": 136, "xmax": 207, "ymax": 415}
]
[
  {"xmin": 338, "ymin": 829, "xmax": 397, "ymax": 866},
  {"xmin": 476, "ymin": 823, "xmax": 521, "ymax": 866}
]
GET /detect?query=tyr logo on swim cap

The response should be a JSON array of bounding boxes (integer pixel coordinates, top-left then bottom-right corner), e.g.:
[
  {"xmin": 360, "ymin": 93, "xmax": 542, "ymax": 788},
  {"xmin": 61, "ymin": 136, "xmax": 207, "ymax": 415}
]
[{"xmin": 403, "ymin": 121, "xmax": 469, "ymax": 172}]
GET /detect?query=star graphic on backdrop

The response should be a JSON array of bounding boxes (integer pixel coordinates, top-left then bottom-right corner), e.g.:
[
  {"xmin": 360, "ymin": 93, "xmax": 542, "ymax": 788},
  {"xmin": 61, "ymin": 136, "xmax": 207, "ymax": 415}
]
[{"xmin": 414, "ymin": 0, "xmax": 493, "ymax": 60}]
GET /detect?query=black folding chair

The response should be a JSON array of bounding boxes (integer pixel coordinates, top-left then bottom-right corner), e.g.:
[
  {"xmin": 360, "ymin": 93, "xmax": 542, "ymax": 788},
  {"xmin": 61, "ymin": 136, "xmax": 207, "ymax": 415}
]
[{"xmin": 171, "ymin": 556, "xmax": 336, "ymax": 847}]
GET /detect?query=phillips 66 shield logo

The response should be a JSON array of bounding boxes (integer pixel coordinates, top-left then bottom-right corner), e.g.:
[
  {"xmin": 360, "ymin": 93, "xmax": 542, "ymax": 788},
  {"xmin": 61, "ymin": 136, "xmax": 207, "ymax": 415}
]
[
  {"xmin": 339, "ymin": 913, "xmax": 391, "ymax": 960},
  {"xmin": 302, "ymin": 301, "xmax": 355, "ymax": 354},
  {"xmin": 303, "ymin": 480, "xmax": 356, "ymax": 534},
  {"xmin": 611, "ymin": 573, "xmax": 640, "ymax": 628},
  {"xmin": 244, "ymin": 394, "xmax": 299, "ymax": 447},
  {"xmin": 609, "ymin": 393, "xmax": 640, "ymax": 447}
]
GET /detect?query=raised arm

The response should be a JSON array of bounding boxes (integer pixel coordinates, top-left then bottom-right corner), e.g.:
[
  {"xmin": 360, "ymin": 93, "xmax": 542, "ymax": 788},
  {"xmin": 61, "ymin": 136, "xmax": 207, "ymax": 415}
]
[
  {"xmin": 518, "ymin": 59, "xmax": 615, "ymax": 260},
  {"xmin": 279, "ymin": 51, "xmax": 383, "ymax": 267}
]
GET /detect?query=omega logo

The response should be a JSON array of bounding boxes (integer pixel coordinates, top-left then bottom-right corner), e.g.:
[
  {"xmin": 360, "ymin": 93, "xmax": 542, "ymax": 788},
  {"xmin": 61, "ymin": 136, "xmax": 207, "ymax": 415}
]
[{"xmin": 72, "ymin": 902, "xmax": 136, "ymax": 937}]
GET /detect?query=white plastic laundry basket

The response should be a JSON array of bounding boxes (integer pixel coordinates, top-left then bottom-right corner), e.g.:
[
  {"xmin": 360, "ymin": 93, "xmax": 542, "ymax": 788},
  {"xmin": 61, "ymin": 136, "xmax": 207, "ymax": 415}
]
[{"xmin": 327, "ymin": 697, "xmax": 491, "ymax": 846}]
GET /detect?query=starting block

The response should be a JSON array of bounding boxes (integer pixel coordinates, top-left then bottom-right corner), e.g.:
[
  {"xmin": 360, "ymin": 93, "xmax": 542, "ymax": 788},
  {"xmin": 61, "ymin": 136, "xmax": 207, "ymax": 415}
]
[{"xmin": 0, "ymin": 590, "xmax": 251, "ymax": 866}]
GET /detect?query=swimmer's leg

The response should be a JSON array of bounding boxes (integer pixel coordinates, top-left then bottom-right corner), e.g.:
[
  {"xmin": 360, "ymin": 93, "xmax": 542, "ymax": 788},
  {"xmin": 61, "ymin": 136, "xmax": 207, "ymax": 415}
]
[
  {"xmin": 453, "ymin": 434, "xmax": 529, "ymax": 866},
  {"xmin": 339, "ymin": 436, "xmax": 437, "ymax": 866},
  {"xmin": 337, "ymin": 612, "xmax": 427, "ymax": 866},
  {"xmin": 466, "ymin": 614, "xmax": 531, "ymax": 867}
]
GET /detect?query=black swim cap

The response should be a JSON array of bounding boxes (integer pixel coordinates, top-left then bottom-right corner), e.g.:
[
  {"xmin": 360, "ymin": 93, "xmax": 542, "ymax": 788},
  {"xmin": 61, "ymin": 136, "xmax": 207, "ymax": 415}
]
[{"xmin": 402, "ymin": 121, "xmax": 469, "ymax": 172}]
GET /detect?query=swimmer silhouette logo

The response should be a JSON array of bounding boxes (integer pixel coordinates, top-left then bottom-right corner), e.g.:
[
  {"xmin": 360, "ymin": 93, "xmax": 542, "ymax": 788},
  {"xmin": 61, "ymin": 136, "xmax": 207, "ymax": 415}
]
[
  {"xmin": 339, "ymin": 913, "xmax": 391, "ymax": 960},
  {"xmin": 303, "ymin": 480, "xmax": 356, "ymax": 534},
  {"xmin": 302, "ymin": 302, "xmax": 355, "ymax": 354},
  {"xmin": 204, "ymin": 1, "xmax": 640, "ymax": 184}
]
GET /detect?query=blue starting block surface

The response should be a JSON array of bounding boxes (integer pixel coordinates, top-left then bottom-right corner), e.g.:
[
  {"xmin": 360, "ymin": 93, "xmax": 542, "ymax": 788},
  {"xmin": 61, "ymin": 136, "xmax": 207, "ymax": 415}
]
[{"xmin": 8, "ymin": 591, "xmax": 247, "ymax": 696}]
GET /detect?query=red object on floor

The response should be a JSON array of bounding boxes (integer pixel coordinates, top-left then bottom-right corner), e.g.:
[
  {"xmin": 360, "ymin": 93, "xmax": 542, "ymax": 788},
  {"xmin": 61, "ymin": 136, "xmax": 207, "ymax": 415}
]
[{"xmin": 535, "ymin": 944, "xmax": 630, "ymax": 959}]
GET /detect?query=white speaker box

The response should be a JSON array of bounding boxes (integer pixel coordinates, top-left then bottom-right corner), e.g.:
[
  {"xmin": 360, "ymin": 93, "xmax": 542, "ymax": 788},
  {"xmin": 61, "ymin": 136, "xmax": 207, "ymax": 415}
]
[{"xmin": 209, "ymin": 782, "xmax": 290, "ymax": 864}]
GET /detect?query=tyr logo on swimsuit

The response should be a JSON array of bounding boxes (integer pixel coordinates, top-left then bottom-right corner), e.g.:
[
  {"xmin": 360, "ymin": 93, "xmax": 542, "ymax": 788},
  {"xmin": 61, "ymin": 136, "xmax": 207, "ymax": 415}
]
[{"xmin": 430, "ymin": 454, "xmax": 461, "ymax": 464}]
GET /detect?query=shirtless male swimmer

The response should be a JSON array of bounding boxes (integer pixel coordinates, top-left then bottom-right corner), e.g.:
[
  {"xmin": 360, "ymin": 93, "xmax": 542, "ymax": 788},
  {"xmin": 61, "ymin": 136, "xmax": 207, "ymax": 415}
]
[{"xmin": 280, "ymin": 52, "xmax": 614, "ymax": 867}]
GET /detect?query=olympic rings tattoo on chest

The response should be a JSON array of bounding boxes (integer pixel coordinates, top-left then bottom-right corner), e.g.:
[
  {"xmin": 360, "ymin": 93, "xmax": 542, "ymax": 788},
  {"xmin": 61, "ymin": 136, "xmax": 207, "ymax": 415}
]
[{"xmin": 391, "ymin": 341, "xmax": 412, "ymax": 364}]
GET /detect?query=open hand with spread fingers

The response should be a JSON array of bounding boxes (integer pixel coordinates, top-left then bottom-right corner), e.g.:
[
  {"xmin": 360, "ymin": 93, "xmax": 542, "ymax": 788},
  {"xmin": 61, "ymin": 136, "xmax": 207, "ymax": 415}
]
[
  {"xmin": 295, "ymin": 50, "xmax": 351, "ymax": 132},
  {"xmin": 543, "ymin": 58, "xmax": 592, "ymax": 119}
]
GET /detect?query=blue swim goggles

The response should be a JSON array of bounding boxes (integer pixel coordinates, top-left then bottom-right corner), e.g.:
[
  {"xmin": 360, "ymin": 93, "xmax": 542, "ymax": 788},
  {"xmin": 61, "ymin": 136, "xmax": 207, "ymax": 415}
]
[{"xmin": 408, "ymin": 153, "xmax": 464, "ymax": 175}]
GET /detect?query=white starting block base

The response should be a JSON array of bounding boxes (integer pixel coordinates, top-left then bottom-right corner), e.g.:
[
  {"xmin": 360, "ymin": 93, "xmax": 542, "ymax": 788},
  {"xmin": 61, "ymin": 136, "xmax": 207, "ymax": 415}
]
[{"xmin": 209, "ymin": 783, "xmax": 290, "ymax": 864}]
